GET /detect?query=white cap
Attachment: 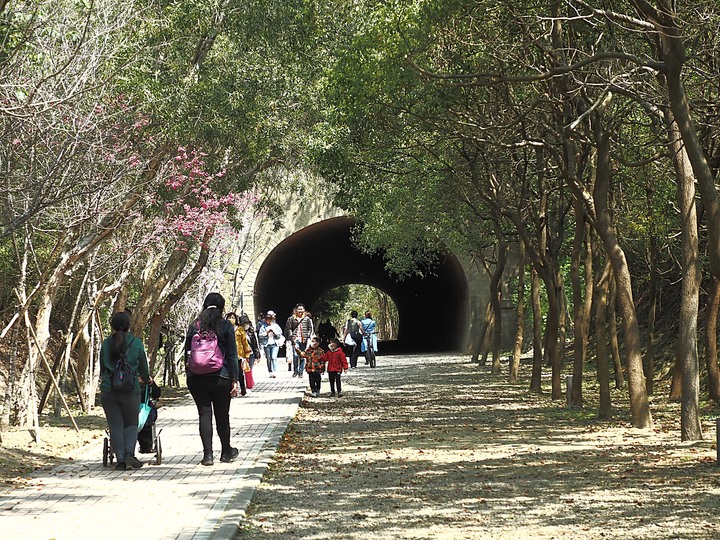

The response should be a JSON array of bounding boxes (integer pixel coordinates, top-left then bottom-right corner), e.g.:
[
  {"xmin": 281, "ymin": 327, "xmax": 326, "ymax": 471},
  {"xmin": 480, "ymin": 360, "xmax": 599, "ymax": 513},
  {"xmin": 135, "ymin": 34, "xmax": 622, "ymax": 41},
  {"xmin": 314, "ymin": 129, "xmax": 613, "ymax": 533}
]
[{"xmin": 266, "ymin": 310, "xmax": 276, "ymax": 317}]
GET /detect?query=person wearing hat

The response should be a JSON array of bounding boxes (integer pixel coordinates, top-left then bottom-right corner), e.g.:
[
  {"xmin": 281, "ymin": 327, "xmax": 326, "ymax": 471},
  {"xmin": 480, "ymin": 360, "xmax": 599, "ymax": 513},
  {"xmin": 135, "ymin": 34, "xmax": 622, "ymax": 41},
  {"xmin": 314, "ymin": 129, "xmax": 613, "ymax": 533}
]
[{"xmin": 258, "ymin": 310, "xmax": 284, "ymax": 378}]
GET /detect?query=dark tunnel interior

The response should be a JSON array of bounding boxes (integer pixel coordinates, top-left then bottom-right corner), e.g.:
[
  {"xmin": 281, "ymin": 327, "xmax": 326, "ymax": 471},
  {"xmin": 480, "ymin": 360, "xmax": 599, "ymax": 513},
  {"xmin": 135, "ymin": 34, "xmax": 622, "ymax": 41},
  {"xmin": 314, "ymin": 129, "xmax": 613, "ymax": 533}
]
[{"xmin": 253, "ymin": 216, "xmax": 468, "ymax": 353}]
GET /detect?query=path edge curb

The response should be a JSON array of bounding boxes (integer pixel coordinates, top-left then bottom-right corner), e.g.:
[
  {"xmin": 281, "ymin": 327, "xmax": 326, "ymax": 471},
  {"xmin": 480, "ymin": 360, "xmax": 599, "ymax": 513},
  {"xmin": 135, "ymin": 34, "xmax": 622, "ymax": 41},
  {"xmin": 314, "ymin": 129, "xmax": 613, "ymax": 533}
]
[{"xmin": 205, "ymin": 393, "xmax": 304, "ymax": 539}]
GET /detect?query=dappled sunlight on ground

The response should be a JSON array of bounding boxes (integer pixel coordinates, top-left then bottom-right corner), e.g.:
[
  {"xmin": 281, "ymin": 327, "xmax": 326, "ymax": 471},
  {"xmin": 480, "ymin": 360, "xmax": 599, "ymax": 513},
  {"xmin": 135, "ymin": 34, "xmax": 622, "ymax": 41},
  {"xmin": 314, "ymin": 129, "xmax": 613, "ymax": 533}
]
[{"xmin": 237, "ymin": 354, "xmax": 720, "ymax": 540}]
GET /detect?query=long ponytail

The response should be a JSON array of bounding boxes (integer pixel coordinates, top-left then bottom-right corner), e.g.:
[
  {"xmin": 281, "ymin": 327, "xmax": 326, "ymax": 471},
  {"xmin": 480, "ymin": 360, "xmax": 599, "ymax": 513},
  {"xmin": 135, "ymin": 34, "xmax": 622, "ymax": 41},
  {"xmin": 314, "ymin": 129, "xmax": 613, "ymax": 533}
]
[{"xmin": 109, "ymin": 311, "xmax": 131, "ymax": 361}]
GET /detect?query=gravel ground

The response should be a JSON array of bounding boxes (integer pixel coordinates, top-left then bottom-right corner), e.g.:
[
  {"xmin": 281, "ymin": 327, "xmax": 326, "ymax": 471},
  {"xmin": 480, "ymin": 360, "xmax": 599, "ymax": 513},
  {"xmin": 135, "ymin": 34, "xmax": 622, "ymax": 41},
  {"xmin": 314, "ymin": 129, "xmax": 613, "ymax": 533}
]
[{"xmin": 236, "ymin": 354, "xmax": 720, "ymax": 540}]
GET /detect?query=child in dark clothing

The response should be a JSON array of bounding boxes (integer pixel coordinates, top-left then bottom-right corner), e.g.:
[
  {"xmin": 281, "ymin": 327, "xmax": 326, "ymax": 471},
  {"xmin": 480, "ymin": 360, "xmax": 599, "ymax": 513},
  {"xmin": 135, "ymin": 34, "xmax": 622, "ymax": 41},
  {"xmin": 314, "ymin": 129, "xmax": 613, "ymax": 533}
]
[
  {"xmin": 324, "ymin": 338, "xmax": 348, "ymax": 397},
  {"xmin": 300, "ymin": 337, "xmax": 326, "ymax": 397}
]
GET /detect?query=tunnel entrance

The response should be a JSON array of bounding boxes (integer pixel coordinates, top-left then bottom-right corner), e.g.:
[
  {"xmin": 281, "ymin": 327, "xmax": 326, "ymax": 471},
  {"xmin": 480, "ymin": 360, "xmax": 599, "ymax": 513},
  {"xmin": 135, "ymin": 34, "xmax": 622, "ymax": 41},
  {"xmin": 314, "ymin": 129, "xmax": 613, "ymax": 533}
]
[{"xmin": 253, "ymin": 216, "xmax": 468, "ymax": 353}]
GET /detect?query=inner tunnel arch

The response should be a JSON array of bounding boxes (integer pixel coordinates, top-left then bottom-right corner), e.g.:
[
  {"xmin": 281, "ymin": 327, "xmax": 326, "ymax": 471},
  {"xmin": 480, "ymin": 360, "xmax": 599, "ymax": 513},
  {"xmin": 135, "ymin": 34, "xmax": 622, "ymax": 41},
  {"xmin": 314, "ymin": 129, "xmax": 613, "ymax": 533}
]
[{"xmin": 253, "ymin": 216, "xmax": 468, "ymax": 352}]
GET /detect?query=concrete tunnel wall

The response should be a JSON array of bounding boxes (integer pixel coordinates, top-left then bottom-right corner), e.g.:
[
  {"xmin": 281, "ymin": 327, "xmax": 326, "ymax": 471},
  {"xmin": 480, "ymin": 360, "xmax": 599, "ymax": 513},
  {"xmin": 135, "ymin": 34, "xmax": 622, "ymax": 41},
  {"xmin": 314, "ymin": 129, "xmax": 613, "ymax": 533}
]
[{"xmin": 252, "ymin": 216, "xmax": 469, "ymax": 352}]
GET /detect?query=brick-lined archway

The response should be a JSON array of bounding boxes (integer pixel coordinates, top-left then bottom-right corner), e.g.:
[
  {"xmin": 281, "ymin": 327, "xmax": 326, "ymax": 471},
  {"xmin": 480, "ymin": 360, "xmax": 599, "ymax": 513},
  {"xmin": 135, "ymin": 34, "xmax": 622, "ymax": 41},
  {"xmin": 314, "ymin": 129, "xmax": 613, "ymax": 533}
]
[
  {"xmin": 253, "ymin": 216, "xmax": 469, "ymax": 351},
  {"xmin": 227, "ymin": 176, "xmax": 490, "ymax": 353}
]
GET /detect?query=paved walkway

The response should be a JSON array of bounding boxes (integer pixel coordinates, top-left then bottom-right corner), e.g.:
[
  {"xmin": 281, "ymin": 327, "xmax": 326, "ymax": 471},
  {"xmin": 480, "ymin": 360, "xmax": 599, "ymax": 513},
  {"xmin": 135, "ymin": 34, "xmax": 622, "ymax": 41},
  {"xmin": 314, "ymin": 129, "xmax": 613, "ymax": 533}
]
[{"xmin": 0, "ymin": 364, "xmax": 305, "ymax": 540}]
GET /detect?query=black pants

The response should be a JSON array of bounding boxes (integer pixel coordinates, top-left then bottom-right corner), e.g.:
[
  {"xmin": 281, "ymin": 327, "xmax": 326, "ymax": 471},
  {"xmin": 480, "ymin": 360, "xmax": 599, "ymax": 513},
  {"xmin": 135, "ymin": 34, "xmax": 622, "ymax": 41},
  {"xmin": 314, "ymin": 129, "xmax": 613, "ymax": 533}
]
[
  {"xmin": 328, "ymin": 371, "xmax": 342, "ymax": 394},
  {"xmin": 348, "ymin": 332, "xmax": 362, "ymax": 367},
  {"xmin": 308, "ymin": 372, "xmax": 322, "ymax": 393},
  {"xmin": 187, "ymin": 375, "xmax": 233, "ymax": 454}
]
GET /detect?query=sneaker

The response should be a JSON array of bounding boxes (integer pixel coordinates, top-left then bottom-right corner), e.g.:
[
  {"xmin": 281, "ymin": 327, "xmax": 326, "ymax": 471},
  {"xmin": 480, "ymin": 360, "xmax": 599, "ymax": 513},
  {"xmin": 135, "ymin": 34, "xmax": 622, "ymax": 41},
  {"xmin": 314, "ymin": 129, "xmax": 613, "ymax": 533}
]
[
  {"xmin": 312, "ymin": 392, "xmax": 318, "ymax": 397},
  {"xmin": 139, "ymin": 446, "xmax": 154, "ymax": 454},
  {"xmin": 220, "ymin": 447, "xmax": 239, "ymax": 463},
  {"xmin": 330, "ymin": 392, "xmax": 336, "ymax": 397},
  {"xmin": 115, "ymin": 462, "xmax": 127, "ymax": 471},
  {"xmin": 269, "ymin": 373, "xmax": 276, "ymax": 378},
  {"xmin": 337, "ymin": 392, "xmax": 343, "ymax": 397},
  {"xmin": 292, "ymin": 373, "xmax": 297, "ymax": 378},
  {"xmin": 125, "ymin": 455, "xmax": 144, "ymax": 469},
  {"xmin": 201, "ymin": 452, "xmax": 214, "ymax": 466}
]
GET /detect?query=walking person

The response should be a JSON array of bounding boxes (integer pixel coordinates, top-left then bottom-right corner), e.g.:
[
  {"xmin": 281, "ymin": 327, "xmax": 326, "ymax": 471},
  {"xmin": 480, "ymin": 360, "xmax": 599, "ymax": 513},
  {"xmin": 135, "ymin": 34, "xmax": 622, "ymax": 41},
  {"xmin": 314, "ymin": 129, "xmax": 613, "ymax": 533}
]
[
  {"xmin": 99, "ymin": 311, "xmax": 150, "ymax": 471},
  {"xmin": 284, "ymin": 303, "xmax": 313, "ymax": 378},
  {"xmin": 258, "ymin": 310, "xmax": 283, "ymax": 378},
  {"xmin": 233, "ymin": 312, "xmax": 254, "ymax": 391},
  {"xmin": 240, "ymin": 314, "xmax": 261, "ymax": 369},
  {"xmin": 360, "ymin": 311, "xmax": 378, "ymax": 364},
  {"xmin": 300, "ymin": 336, "xmax": 326, "ymax": 397},
  {"xmin": 343, "ymin": 310, "xmax": 363, "ymax": 369},
  {"xmin": 325, "ymin": 338, "xmax": 348, "ymax": 397},
  {"xmin": 225, "ymin": 312, "xmax": 238, "ymax": 327},
  {"xmin": 317, "ymin": 318, "xmax": 339, "ymax": 349},
  {"xmin": 284, "ymin": 306, "xmax": 297, "ymax": 372},
  {"xmin": 184, "ymin": 292, "xmax": 245, "ymax": 466}
]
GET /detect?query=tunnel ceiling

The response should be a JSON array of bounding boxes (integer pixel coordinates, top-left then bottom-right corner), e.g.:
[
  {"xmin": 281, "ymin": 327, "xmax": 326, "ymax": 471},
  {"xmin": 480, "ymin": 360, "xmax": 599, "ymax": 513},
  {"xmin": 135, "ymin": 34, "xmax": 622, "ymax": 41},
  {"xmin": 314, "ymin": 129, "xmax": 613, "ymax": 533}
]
[{"xmin": 254, "ymin": 216, "xmax": 468, "ymax": 352}]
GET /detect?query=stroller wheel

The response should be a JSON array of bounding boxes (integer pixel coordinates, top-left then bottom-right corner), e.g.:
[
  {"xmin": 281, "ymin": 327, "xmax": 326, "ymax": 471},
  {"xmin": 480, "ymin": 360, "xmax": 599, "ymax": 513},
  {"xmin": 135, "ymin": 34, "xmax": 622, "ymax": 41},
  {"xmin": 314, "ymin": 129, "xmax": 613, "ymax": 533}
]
[
  {"xmin": 103, "ymin": 438, "xmax": 109, "ymax": 467},
  {"xmin": 155, "ymin": 437, "xmax": 162, "ymax": 465}
]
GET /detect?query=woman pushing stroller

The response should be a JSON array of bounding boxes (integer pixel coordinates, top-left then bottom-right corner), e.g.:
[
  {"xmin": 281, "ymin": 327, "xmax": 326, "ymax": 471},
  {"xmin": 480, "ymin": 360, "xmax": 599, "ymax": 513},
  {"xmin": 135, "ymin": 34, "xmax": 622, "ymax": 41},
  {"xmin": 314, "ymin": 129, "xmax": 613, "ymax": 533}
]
[{"xmin": 100, "ymin": 311, "xmax": 150, "ymax": 471}]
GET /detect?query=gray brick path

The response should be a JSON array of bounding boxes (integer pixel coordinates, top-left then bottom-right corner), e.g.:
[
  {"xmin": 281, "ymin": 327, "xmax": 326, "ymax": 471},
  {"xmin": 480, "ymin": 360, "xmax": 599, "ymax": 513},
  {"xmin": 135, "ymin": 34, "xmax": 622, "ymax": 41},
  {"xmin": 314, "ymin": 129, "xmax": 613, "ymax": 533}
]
[{"xmin": 0, "ymin": 367, "xmax": 305, "ymax": 540}]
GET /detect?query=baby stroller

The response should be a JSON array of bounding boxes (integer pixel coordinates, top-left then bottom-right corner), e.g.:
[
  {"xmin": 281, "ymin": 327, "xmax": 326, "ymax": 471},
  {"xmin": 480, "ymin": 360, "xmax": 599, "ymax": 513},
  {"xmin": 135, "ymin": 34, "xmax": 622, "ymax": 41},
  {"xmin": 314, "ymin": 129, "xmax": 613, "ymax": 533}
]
[{"xmin": 103, "ymin": 382, "xmax": 163, "ymax": 466}]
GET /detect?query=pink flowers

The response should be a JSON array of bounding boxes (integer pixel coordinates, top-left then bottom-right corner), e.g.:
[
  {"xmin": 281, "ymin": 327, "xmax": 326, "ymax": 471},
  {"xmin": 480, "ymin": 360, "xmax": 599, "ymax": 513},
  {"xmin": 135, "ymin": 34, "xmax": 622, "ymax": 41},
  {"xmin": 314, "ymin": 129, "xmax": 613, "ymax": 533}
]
[{"xmin": 147, "ymin": 146, "xmax": 252, "ymax": 245}]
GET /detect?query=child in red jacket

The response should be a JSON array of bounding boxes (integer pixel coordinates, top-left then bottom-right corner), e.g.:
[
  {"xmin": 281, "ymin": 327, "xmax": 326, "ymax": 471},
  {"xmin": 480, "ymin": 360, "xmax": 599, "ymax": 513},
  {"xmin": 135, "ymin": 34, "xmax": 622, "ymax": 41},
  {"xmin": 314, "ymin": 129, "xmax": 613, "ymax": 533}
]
[
  {"xmin": 300, "ymin": 337, "xmax": 326, "ymax": 397},
  {"xmin": 324, "ymin": 338, "xmax": 349, "ymax": 397}
]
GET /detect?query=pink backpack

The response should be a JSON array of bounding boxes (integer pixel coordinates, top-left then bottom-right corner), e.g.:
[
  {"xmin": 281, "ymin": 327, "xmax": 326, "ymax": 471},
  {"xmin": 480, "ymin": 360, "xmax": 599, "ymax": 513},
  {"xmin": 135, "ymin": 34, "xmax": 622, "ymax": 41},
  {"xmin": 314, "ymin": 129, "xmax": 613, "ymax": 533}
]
[{"xmin": 188, "ymin": 321, "xmax": 224, "ymax": 374}]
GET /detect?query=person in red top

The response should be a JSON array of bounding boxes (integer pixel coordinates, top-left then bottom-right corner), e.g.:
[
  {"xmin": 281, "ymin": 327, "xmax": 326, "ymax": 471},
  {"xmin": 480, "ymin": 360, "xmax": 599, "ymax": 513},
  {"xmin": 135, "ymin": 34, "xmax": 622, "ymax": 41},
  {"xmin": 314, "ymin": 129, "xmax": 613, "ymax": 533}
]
[
  {"xmin": 324, "ymin": 338, "xmax": 349, "ymax": 397},
  {"xmin": 300, "ymin": 336, "xmax": 326, "ymax": 397}
]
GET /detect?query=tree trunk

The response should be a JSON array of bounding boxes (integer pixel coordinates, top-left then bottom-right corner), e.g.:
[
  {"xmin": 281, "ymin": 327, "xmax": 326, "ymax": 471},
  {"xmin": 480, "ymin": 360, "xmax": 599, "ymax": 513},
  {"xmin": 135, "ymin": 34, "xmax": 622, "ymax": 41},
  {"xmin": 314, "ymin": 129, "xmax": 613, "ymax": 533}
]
[
  {"xmin": 1, "ymin": 328, "xmax": 19, "ymax": 427},
  {"xmin": 569, "ymin": 199, "xmax": 591, "ymax": 407},
  {"xmin": 669, "ymin": 359, "xmax": 682, "ymax": 401},
  {"xmin": 510, "ymin": 248, "xmax": 526, "ymax": 384},
  {"xmin": 469, "ymin": 298, "xmax": 488, "ymax": 363},
  {"xmin": 75, "ymin": 315, "xmax": 98, "ymax": 410},
  {"xmin": 557, "ymin": 274, "xmax": 568, "ymax": 371},
  {"xmin": 476, "ymin": 302, "xmax": 493, "ymax": 366},
  {"xmin": 480, "ymin": 315, "xmax": 494, "ymax": 367},
  {"xmin": 129, "ymin": 248, "xmax": 191, "ymax": 336},
  {"xmin": 645, "ymin": 189, "xmax": 658, "ymax": 396},
  {"xmin": 592, "ymin": 115, "xmax": 653, "ymax": 429},
  {"xmin": 119, "ymin": 227, "xmax": 214, "ymax": 378},
  {"xmin": 645, "ymin": 226, "xmax": 658, "ymax": 396},
  {"xmin": 530, "ymin": 267, "xmax": 543, "ymax": 393},
  {"xmin": 666, "ymin": 109, "xmax": 703, "ymax": 441},
  {"xmin": 545, "ymin": 277, "xmax": 562, "ymax": 399},
  {"xmin": 608, "ymin": 274, "xmax": 625, "ymax": 390},
  {"xmin": 706, "ymin": 277, "xmax": 720, "ymax": 404},
  {"xmin": 594, "ymin": 259, "xmax": 613, "ymax": 419},
  {"xmin": 503, "ymin": 209, "xmax": 562, "ymax": 397},
  {"xmin": 489, "ymin": 227, "xmax": 507, "ymax": 375}
]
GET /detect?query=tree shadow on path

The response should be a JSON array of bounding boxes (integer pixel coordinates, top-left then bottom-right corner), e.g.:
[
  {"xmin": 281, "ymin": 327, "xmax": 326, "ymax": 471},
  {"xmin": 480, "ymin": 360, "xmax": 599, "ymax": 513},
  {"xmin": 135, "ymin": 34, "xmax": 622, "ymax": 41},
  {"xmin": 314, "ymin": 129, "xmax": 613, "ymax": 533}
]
[{"xmin": 238, "ymin": 355, "xmax": 720, "ymax": 540}]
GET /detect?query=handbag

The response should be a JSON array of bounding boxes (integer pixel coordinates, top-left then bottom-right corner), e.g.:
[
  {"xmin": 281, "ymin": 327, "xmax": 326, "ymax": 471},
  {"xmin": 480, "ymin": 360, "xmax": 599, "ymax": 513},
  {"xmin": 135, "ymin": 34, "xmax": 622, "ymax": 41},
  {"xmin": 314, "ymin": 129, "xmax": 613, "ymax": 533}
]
[
  {"xmin": 275, "ymin": 333, "xmax": 286, "ymax": 347},
  {"xmin": 244, "ymin": 368, "xmax": 255, "ymax": 389},
  {"xmin": 344, "ymin": 333, "xmax": 356, "ymax": 347}
]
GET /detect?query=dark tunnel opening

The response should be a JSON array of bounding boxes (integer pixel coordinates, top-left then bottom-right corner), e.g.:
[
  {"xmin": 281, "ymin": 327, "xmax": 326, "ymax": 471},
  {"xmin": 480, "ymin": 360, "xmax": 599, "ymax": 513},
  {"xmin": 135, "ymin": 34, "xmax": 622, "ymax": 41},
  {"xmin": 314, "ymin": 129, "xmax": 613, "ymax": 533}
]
[{"xmin": 253, "ymin": 216, "xmax": 468, "ymax": 353}]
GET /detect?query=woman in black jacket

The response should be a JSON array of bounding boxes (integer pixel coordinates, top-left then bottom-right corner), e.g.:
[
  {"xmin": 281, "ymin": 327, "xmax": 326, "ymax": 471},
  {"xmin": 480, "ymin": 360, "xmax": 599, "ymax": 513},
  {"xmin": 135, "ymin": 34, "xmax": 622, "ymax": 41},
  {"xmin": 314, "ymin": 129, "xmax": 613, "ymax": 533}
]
[{"xmin": 184, "ymin": 292, "xmax": 245, "ymax": 466}]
